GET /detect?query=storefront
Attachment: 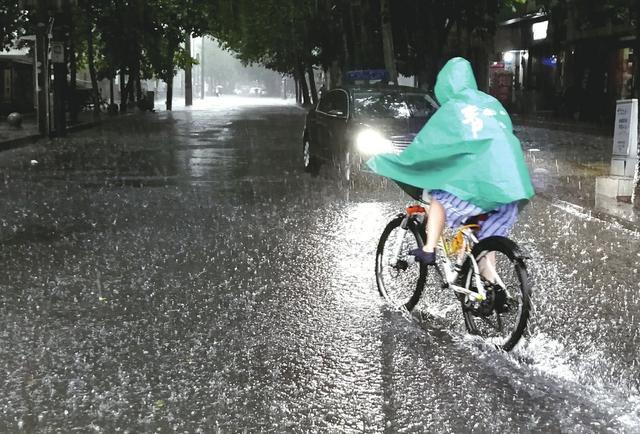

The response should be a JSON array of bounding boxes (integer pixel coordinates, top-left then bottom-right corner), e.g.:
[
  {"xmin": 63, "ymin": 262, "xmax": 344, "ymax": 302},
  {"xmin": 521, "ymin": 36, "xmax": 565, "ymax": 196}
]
[
  {"xmin": 496, "ymin": 6, "xmax": 637, "ymax": 122},
  {"xmin": 617, "ymin": 47, "xmax": 634, "ymax": 100},
  {"xmin": 0, "ymin": 54, "xmax": 34, "ymax": 115},
  {"xmin": 494, "ymin": 12, "xmax": 560, "ymax": 115}
]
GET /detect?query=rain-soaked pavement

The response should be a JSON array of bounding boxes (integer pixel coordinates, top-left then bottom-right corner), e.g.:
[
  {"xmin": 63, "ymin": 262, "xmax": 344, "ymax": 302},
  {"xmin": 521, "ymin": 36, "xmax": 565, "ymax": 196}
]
[{"xmin": 0, "ymin": 96, "xmax": 639, "ymax": 433}]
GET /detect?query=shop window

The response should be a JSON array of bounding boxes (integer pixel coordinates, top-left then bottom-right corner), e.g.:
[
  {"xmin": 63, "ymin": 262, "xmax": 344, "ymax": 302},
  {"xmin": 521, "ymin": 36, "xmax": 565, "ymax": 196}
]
[
  {"xmin": 620, "ymin": 48, "xmax": 633, "ymax": 99},
  {"xmin": 2, "ymin": 69, "xmax": 11, "ymax": 102}
]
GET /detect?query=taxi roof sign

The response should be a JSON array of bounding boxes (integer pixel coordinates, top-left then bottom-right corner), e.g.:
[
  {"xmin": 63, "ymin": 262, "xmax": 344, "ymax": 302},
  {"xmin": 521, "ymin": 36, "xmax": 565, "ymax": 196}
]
[{"xmin": 346, "ymin": 69, "xmax": 389, "ymax": 82}]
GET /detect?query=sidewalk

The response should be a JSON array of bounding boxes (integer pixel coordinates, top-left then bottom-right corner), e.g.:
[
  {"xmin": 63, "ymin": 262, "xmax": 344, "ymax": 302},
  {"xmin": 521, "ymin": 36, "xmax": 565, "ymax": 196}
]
[
  {"xmin": 512, "ymin": 113, "xmax": 612, "ymax": 136},
  {"xmin": 0, "ymin": 114, "xmax": 39, "ymax": 150},
  {"xmin": 514, "ymin": 119, "xmax": 640, "ymax": 229},
  {"xmin": 0, "ymin": 110, "xmax": 116, "ymax": 152},
  {"xmin": 1, "ymin": 105, "xmax": 637, "ymax": 228}
]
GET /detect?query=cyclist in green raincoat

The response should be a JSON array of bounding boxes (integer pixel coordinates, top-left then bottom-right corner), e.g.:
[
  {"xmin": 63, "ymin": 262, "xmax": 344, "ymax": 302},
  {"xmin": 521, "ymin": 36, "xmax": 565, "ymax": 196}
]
[{"xmin": 367, "ymin": 57, "xmax": 535, "ymax": 265}]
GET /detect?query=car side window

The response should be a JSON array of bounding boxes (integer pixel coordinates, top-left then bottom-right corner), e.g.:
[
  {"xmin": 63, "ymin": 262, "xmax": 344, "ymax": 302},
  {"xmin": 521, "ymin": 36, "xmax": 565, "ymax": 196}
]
[
  {"xmin": 317, "ymin": 90, "xmax": 348, "ymax": 117},
  {"xmin": 333, "ymin": 92, "xmax": 348, "ymax": 116},
  {"xmin": 323, "ymin": 91, "xmax": 347, "ymax": 117},
  {"xmin": 317, "ymin": 93, "xmax": 332, "ymax": 113}
]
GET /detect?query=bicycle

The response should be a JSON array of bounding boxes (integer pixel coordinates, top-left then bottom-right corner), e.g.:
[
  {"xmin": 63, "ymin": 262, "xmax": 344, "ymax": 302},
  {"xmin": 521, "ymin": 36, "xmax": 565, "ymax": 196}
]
[{"xmin": 375, "ymin": 203, "xmax": 532, "ymax": 351}]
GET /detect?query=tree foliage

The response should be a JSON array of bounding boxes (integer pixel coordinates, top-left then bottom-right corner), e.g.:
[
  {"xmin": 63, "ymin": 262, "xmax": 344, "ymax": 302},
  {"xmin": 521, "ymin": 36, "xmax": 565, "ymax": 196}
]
[
  {"xmin": 4, "ymin": 0, "xmax": 637, "ymax": 103},
  {"xmin": 0, "ymin": 1, "xmax": 30, "ymax": 51}
]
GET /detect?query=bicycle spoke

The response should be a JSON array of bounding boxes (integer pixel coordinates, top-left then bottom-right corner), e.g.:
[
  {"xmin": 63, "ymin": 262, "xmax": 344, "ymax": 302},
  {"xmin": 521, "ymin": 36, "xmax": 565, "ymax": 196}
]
[
  {"xmin": 461, "ymin": 241, "xmax": 531, "ymax": 351},
  {"xmin": 478, "ymin": 315, "xmax": 500, "ymax": 332},
  {"xmin": 375, "ymin": 217, "xmax": 424, "ymax": 310},
  {"xmin": 495, "ymin": 312, "xmax": 503, "ymax": 332}
]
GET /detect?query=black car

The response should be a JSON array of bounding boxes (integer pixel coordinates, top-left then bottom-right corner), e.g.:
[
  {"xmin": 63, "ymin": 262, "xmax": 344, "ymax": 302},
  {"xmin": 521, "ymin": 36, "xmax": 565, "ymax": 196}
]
[{"xmin": 302, "ymin": 84, "xmax": 439, "ymax": 181}]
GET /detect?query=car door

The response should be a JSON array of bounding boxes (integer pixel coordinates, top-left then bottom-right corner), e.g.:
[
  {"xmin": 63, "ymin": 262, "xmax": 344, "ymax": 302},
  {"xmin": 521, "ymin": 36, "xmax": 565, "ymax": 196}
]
[
  {"xmin": 314, "ymin": 92, "xmax": 336, "ymax": 158},
  {"xmin": 324, "ymin": 90, "xmax": 349, "ymax": 158},
  {"xmin": 306, "ymin": 99, "xmax": 327, "ymax": 155}
]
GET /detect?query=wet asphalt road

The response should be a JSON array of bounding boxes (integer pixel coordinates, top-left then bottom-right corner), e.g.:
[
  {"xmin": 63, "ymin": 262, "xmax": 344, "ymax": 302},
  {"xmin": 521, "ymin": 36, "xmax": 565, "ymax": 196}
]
[{"xmin": 0, "ymin": 97, "xmax": 639, "ymax": 433}]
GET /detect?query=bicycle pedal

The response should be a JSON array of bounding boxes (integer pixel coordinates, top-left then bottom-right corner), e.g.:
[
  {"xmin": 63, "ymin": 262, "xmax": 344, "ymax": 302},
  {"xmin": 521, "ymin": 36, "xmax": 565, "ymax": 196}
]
[{"xmin": 394, "ymin": 260, "xmax": 408, "ymax": 271}]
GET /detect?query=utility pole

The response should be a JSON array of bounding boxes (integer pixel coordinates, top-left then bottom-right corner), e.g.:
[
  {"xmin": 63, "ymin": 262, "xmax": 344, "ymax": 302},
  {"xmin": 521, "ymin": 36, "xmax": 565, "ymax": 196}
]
[
  {"xmin": 201, "ymin": 37, "xmax": 205, "ymax": 99},
  {"xmin": 380, "ymin": 0, "xmax": 398, "ymax": 85},
  {"xmin": 22, "ymin": 0, "xmax": 76, "ymax": 137},
  {"xmin": 185, "ymin": 34, "xmax": 193, "ymax": 106},
  {"xmin": 52, "ymin": 17, "xmax": 68, "ymax": 136},
  {"xmin": 28, "ymin": 0, "xmax": 51, "ymax": 136}
]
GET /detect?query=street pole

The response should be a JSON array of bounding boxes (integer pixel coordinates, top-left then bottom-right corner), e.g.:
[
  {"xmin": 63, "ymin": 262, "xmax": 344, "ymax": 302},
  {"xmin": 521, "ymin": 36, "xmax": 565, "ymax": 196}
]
[
  {"xmin": 34, "ymin": 4, "xmax": 50, "ymax": 136},
  {"xmin": 52, "ymin": 25, "xmax": 68, "ymax": 136},
  {"xmin": 380, "ymin": 0, "xmax": 398, "ymax": 85},
  {"xmin": 201, "ymin": 37, "xmax": 205, "ymax": 99},
  {"xmin": 185, "ymin": 34, "xmax": 193, "ymax": 106}
]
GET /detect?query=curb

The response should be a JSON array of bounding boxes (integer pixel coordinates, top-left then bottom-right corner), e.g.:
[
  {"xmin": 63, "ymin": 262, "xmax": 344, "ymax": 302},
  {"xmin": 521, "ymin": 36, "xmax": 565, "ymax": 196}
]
[
  {"xmin": 541, "ymin": 193, "xmax": 639, "ymax": 232},
  {"xmin": 512, "ymin": 116, "xmax": 611, "ymax": 136},
  {"xmin": 0, "ymin": 113, "xmax": 135, "ymax": 152},
  {"xmin": 0, "ymin": 133, "xmax": 43, "ymax": 152}
]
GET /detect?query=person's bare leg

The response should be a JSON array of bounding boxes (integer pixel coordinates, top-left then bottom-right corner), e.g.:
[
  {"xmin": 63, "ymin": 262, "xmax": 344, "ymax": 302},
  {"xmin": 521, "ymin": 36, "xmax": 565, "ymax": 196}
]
[
  {"xmin": 424, "ymin": 198, "xmax": 445, "ymax": 253},
  {"xmin": 409, "ymin": 198, "xmax": 445, "ymax": 265},
  {"xmin": 479, "ymin": 251, "xmax": 497, "ymax": 283}
]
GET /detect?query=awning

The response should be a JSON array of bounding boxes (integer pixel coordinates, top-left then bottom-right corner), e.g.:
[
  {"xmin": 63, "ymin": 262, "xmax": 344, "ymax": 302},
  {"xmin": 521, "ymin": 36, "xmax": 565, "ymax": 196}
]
[{"xmin": 0, "ymin": 54, "xmax": 33, "ymax": 65}]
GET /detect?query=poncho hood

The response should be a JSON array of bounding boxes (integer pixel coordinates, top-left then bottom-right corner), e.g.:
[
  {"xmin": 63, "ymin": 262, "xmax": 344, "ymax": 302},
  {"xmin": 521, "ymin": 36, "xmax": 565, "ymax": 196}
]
[
  {"xmin": 366, "ymin": 57, "xmax": 535, "ymax": 212},
  {"xmin": 434, "ymin": 57, "xmax": 478, "ymax": 104}
]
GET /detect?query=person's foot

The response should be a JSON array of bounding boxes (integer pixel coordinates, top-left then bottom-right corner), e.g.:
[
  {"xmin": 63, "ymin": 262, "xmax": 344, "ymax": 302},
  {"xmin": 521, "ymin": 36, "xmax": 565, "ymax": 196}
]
[{"xmin": 409, "ymin": 248, "xmax": 436, "ymax": 265}]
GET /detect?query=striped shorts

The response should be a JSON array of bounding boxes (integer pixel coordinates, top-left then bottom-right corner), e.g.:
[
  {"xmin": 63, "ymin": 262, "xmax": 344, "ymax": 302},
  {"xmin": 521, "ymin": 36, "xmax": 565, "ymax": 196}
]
[{"xmin": 424, "ymin": 190, "xmax": 519, "ymax": 240}]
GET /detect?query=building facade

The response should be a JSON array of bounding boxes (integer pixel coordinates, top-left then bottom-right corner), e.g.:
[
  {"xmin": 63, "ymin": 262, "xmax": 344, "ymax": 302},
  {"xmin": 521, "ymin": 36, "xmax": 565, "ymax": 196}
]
[
  {"xmin": 0, "ymin": 51, "xmax": 34, "ymax": 116},
  {"xmin": 493, "ymin": 3, "xmax": 636, "ymax": 124}
]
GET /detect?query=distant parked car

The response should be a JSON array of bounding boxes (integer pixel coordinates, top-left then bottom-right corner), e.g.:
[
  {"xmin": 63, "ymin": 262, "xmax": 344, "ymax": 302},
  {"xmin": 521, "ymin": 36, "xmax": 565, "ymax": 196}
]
[
  {"xmin": 249, "ymin": 87, "xmax": 266, "ymax": 96},
  {"xmin": 302, "ymin": 84, "xmax": 439, "ymax": 182}
]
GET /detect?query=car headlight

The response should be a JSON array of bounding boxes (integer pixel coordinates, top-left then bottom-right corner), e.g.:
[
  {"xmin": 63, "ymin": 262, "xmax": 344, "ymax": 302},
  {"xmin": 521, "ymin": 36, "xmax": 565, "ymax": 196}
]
[{"xmin": 355, "ymin": 129, "xmax": 393, "ymax": 155}]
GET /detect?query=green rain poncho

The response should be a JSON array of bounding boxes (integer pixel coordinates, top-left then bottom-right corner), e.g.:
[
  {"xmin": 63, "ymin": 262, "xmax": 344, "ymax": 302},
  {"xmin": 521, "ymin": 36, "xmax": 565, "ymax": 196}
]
[{"xmin": 367, "ymin": 57, "xmax": 534, "ymax": 212}]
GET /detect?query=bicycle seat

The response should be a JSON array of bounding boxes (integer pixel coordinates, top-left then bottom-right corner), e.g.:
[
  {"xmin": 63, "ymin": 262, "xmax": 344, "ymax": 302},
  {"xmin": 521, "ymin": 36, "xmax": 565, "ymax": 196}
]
[{"xmin": 463, "ymin": 212, "xmax": 495, "ymax": 227}]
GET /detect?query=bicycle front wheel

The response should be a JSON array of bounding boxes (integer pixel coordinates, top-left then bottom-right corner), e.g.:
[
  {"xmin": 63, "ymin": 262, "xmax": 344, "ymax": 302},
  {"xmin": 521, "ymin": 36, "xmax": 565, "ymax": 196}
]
[
  {"xmin": 375, "ymin": 215, "xmax": 426, "ymax": 311},
  {"xmin": 460, "ymin": 236, "xmax": 531, "ymax": 351}
]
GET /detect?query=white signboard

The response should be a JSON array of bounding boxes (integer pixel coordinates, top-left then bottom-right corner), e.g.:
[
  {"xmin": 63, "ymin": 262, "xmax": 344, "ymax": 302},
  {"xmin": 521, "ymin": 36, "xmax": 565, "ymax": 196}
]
[
  {"xmin": 3, "ymin": 69, "xmax": 11, "ymax": 102},
  {"xmin": 50, "ymin": 42, "xmax": 64, "ymax": 64},
  {"xmin": 612, "ymin": 99, "xmax": 638, "ymax": 157}
]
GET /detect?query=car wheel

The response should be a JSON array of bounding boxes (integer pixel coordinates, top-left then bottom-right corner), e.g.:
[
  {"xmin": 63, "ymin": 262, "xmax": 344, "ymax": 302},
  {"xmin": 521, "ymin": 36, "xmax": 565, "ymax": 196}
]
[
  {"xmin": 341, "ymin": 149, "xmax": 360, "ymax": 188},
  {"xmin": 343, "ymin": 150, "xmax": 351, "ymax": 182},
  {"xmin": 303, "ymin": 137, "xmax": 318, "ymax": 174}
]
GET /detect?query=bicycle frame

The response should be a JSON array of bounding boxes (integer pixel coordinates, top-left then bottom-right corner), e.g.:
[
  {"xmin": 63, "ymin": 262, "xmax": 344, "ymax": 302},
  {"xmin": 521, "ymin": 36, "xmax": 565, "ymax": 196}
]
[
  {"xmin": 436, "ymin": 226, "xmax": 488, "ymax": 302},
  {"xmin": 379, "ymin": 204, "xmax": 530, "ymax": 351},
  {"xmin": 399, "ymin": 205, "xmax": 495, "ymax": 303}
]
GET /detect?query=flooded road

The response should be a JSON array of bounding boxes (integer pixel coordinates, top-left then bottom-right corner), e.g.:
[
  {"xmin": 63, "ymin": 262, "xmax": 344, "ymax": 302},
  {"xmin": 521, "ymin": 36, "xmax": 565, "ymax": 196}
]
[{"xmin": 0, "ymin": 97, "xmax": 638, "ymax": 432}]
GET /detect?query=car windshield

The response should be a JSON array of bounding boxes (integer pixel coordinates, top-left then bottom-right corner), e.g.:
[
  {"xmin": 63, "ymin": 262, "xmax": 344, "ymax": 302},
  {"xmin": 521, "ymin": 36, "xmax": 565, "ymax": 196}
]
[{"xmin": 353, "ymin": 92, "xmax": 435, "ymax": 119}]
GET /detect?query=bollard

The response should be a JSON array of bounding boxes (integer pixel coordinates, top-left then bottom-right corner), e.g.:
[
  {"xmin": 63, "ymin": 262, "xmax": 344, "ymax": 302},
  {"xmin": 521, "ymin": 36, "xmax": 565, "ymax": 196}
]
[
  {"xmin": 595, "ymin": 99, "xmax": 637, "ymax": 202},
  {"xmin": 7, "ymin": 112, "xmax": 23, "ymax": 128}
]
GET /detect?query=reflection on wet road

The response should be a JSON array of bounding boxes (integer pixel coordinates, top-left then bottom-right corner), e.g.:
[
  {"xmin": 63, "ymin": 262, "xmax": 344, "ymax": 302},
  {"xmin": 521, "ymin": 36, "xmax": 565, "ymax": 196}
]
[{"xmin": 0, "ymin": 97, "xmax": 638, "ymax": 432}]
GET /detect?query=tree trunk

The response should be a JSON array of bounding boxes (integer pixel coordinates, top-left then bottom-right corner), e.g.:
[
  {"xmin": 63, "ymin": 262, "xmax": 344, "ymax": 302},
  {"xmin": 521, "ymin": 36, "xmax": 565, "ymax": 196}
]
[
  {"xmin": 109, "ymin": 76, "xmax": 114, "ymax": 105},
  {"xmin": 135, "ymin": 72, "xmax": 142, "ymax": 102},
  {"xmin": 201, "ymin": 37, "xmax": 206, "ymax": 99},
  {"xmin": 341, "ymin": 9, "xmax": 351, "ymax": 69},
  {"xmin": 297, "ymin": 64, "xmax": 311, "ymax": 105},
  {"xmin": 633, "ymin": 3, "xmax": 640, "ymax": 209},
  {"xmin": 69, "ymin": 32, "xmax": 78, "ymax": 123},
  {"xmin": 633, "ymin": 3, "xmax": 640, "ymax": 99},
  {"xmin": 166, "ymin": 75, "xmax": 174, "ymax": 111},
  {"xmin": 307, "ymin": 63, "xmax": 318, "ymax": 104},
  {"xmin": 421, "ymin": 14, "xmax": 454, "ymax": 90},
  {"xmin": 121, "ymin": 72, "xmax": 134, "ymax": 111},
  {"xmin": 380, "ymin": 0, "xmax": 397, "ymax": 84},
  {"xmin": 329, "ymin": 60, "xmax": 342, "ymax": 89},
  {"xmin": 185, "ymin": 34, "xmax": 193, "ymax": 105},
  {"xmin": 86, "ymin": 22, "xmax": 100, "ymax": 115},
  {"xmin": 120, "ymin": 69, "xmax": 127, "ymax": 112},
  {"xmin": 126, "ymin": 72, "xmax": 135, "ymax": 104},
  {"xmin": 361, "ymin": 1, "xmax": 370, "ymax": 64}
]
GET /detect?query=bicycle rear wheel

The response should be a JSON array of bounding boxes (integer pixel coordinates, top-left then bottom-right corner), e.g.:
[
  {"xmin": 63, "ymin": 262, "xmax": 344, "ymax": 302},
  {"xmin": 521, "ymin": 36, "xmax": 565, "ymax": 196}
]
[
  {"xmin": 375, "ymin": 215, "xmax": 426, "ymax": 311},
  {"xmin": 460, "ymin": 236, "xmax": 531, "ymax": 351}
]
